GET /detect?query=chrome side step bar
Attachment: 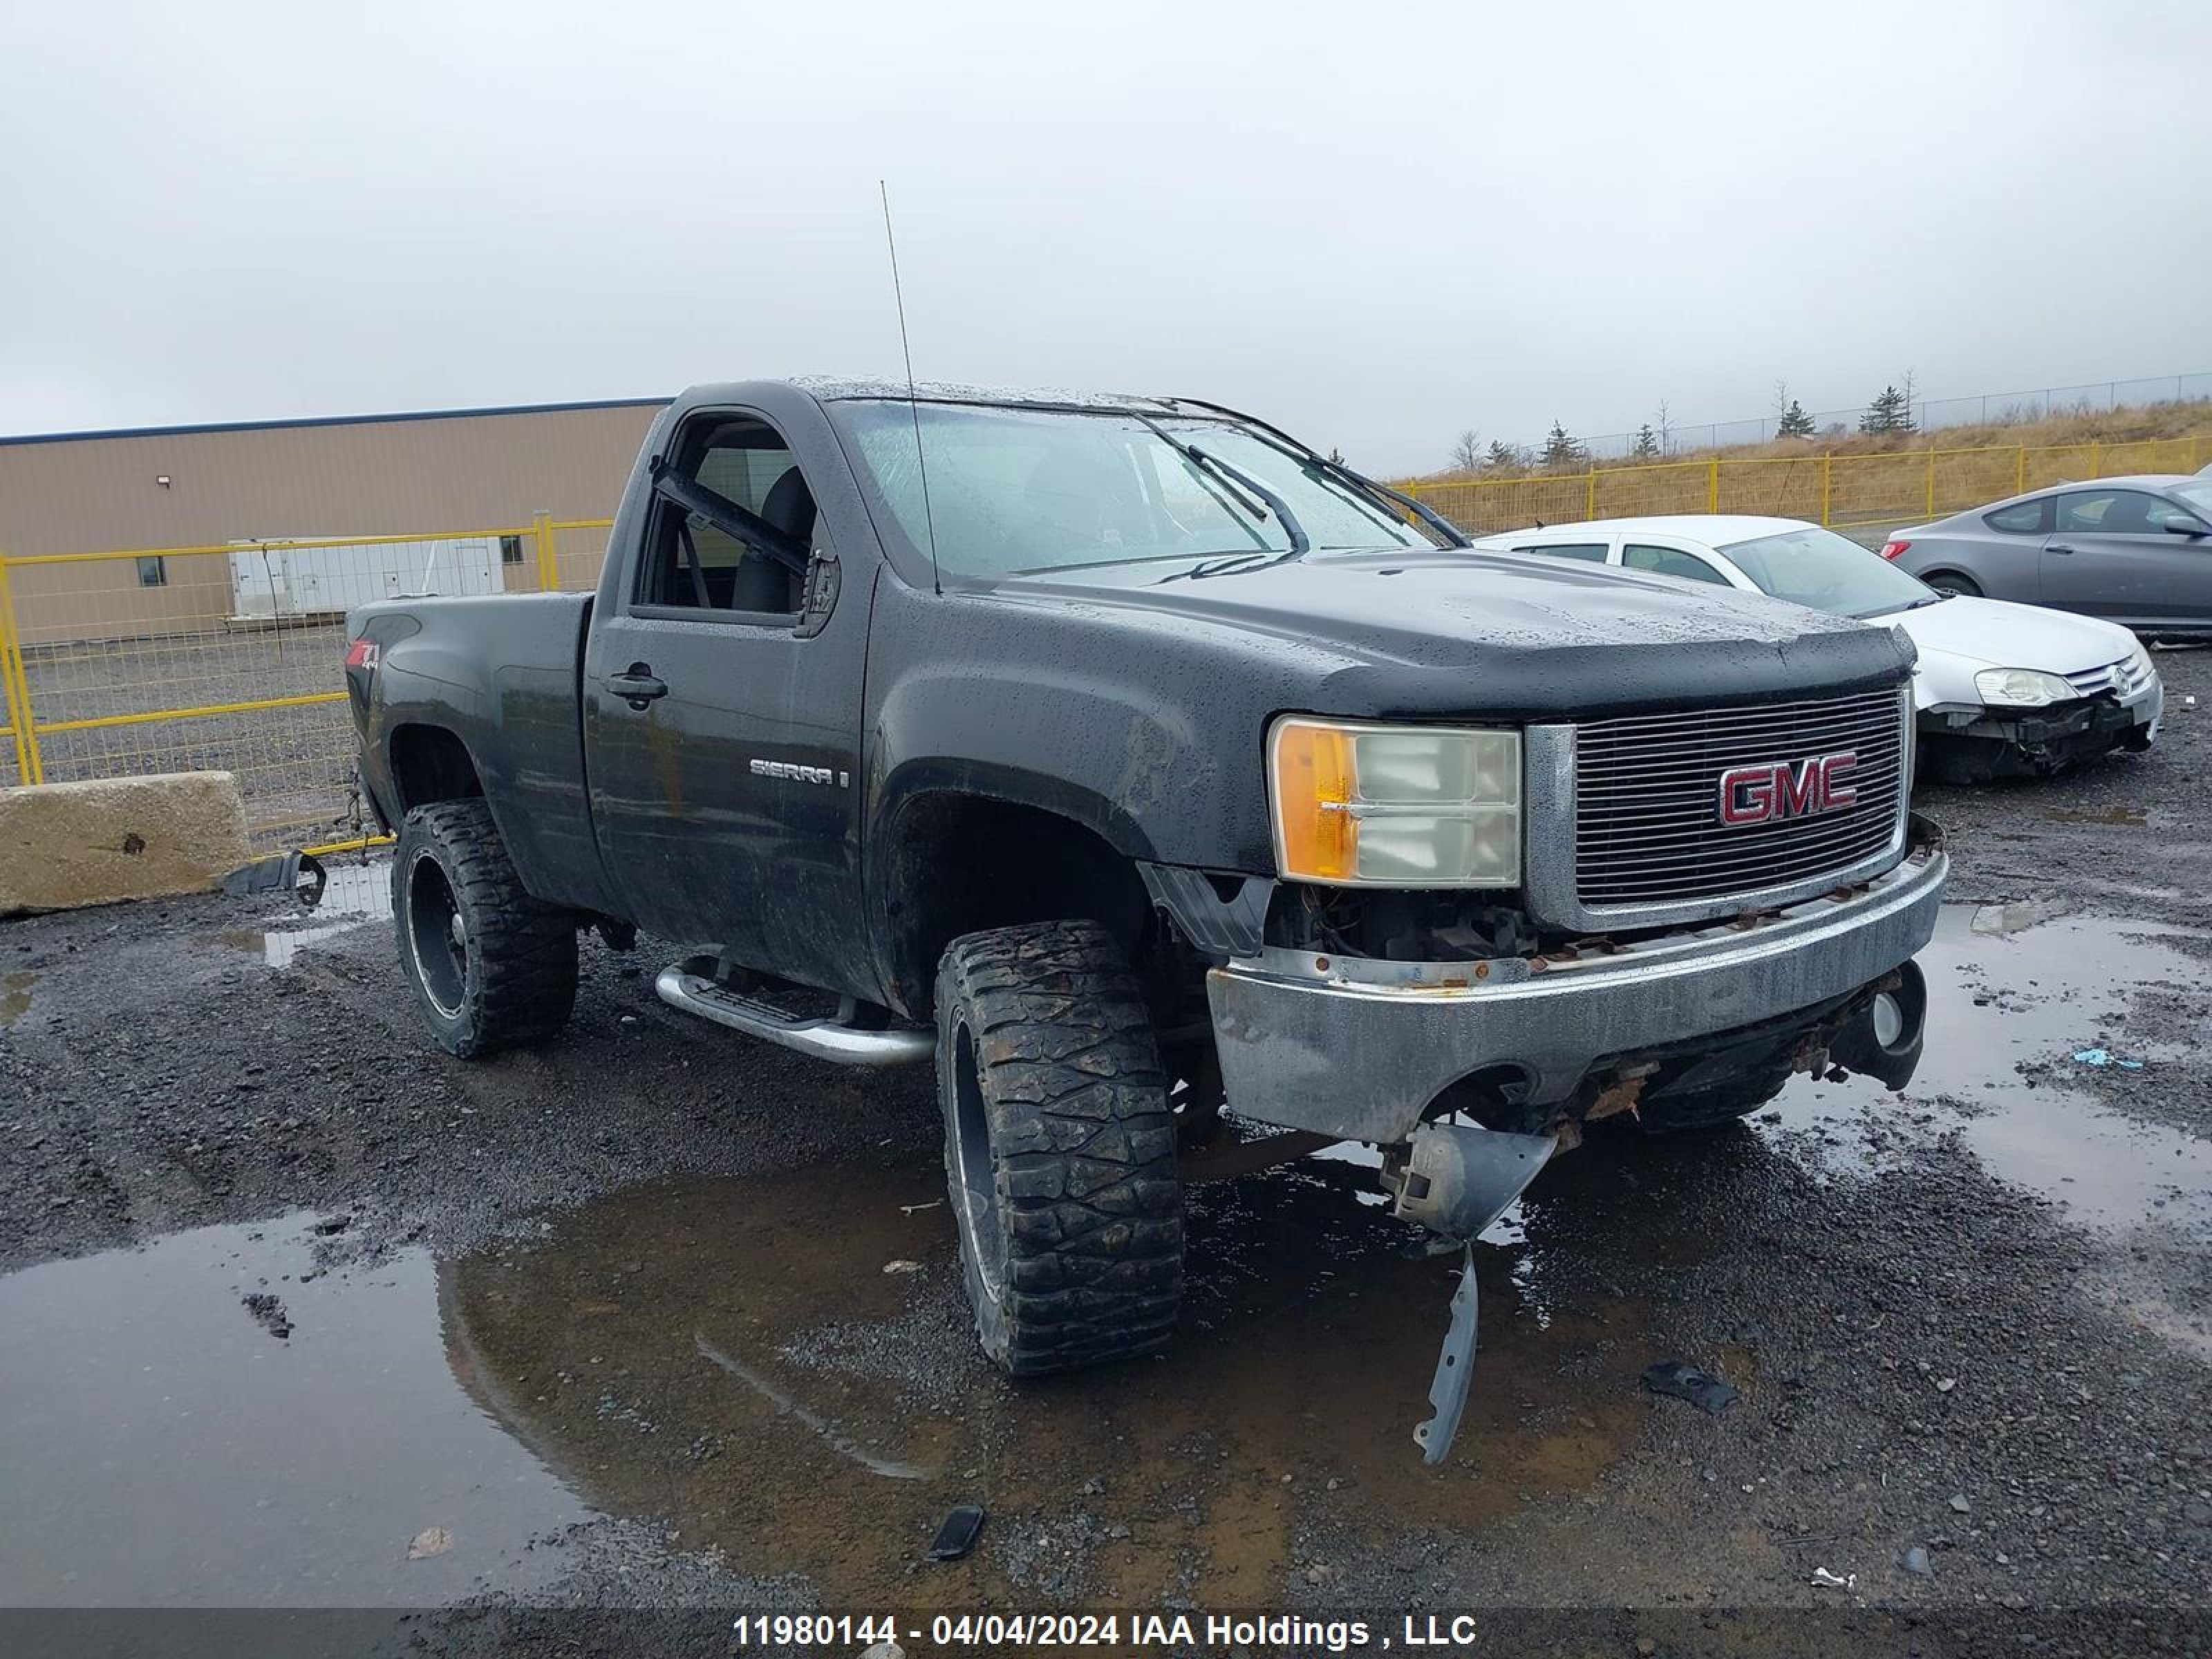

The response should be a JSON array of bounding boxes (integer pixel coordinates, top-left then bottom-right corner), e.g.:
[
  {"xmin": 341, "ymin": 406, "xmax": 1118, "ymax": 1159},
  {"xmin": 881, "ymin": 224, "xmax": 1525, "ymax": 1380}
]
[{"xmin": 654, "ymin": 959, "xmax": 935, "ymax": 1069}]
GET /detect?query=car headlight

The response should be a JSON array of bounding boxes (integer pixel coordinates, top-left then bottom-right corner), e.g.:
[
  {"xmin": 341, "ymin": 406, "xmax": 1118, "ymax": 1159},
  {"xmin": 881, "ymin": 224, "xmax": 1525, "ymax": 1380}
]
[
  {"xmin": 1269, "ymin": 718, "xmax": 1521, "ymax": 887},
  {"xmin": 2128, "ymin": 637, "xmax": 2157, "ymax": 681},
  {"xmin": 1974, "ymin": 668, "xmax": 2074, "ymax": 708}
]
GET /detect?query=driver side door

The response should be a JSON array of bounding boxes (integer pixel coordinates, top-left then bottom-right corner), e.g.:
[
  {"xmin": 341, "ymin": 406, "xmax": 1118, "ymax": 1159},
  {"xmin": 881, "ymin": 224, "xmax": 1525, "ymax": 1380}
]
[{"xmin": 583, "ymin": 406, "xmax": 873, "ymax": 995}]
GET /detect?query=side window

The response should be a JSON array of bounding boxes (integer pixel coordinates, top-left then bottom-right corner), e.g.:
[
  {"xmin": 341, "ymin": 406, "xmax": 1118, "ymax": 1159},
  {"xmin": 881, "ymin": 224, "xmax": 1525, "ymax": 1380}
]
[
  {"xmin": 2056, "ymin": 489, "xmax": 2174, "ymax": 536},
  {"xmin": 1623, "ymin": 543, "xmax": 1728, "ymax": 584},
  {"xmin": 1512, "ymin": 541, "xmax": 1609, "ymax": 562},
  {"xmin": 1983, "ymin": 498, "xmax": 2051, "ymax": 534},
  {"xmin": 637, "ymin": 415, "xmax": 818, "ymax": 617}
]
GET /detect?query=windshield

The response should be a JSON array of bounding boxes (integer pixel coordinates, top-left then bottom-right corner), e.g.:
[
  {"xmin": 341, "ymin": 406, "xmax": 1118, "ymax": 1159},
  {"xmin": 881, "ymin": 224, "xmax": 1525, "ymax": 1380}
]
[
  {"xmin": 838, "ymin": 401, "xmax": 1434, "ymax": 579},
  {"xmin": 2168, "ymin": 479, "xmax": 2212, "ymax": 519},
  {"xmin": 1716, "ymin": 525, "xmax": 1940, "ymax": 619}
]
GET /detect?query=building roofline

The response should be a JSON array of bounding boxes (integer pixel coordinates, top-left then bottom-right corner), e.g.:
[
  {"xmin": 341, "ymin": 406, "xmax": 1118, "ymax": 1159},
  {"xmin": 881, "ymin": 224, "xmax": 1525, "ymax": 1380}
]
[{"xmin": 0, "ymin": 395, "xmax": 675, "ymax": 450}]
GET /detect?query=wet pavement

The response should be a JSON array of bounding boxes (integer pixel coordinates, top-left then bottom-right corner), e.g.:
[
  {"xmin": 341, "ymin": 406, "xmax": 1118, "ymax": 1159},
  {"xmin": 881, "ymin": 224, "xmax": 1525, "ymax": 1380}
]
[{"xmin": 3, "ymin": 650, "xmax": 2210, "ymax": 1634}]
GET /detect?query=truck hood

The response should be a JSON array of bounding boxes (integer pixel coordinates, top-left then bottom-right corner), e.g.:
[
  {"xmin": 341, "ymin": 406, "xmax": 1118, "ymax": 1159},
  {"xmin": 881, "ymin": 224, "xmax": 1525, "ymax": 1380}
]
[{"xmin": 991, "ymin": 547, "xmax": 1913, "ymax": 720}]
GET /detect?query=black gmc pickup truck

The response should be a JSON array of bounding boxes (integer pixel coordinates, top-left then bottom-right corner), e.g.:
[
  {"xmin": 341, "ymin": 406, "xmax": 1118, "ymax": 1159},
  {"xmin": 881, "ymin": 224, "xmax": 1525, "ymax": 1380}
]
[{"xmin": 347, "ymin": 379, "xmax": 1946, "ymax": 1459}]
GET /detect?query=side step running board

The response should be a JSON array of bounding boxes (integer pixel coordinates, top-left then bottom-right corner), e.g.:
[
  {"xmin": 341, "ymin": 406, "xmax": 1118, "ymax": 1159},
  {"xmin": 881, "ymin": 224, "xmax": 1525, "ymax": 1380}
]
[{"xmin": 655, "ymin": 959, "xmax": 935, "ymax": 1069}]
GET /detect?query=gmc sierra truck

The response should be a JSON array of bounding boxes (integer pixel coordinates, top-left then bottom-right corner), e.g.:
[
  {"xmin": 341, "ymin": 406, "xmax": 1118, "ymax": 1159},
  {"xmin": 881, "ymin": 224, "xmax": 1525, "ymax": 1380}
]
[{"xmin": 346, "ymin": 379, "xmax": 1946, "ymax": 1460}]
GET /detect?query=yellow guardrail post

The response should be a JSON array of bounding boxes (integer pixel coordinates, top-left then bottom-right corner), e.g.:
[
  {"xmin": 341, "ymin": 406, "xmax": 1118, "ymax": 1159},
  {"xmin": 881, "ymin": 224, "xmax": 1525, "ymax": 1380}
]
[
  {"xmin": 533, "ymin": 509, "xmax": 559, "ymax": 592},
  {"xmin": 1584, "ymin": 465, "xmax": 1597, "ymax": 521},
  {"xmin": 1706, "ymin": 460, "xmax": 1719, "ymax": 513},
  {"xmin": 1820, "ymin": 453, "xmax": 1833, "ymax": 526},
  {"xmin": 1924, "ymin": 448, "xmax": 1936, "ymax": 517},
  {"xmin": 2016, "ymin": 446, "xmax": 2027, "ymax": 495},
  {"xmin": 0, "ymin": 552, "xmax": 46, "ymax": 785},
  {"xmin": 2088, "ymin": 441, "xmax": 2101, "ymax": 480}
]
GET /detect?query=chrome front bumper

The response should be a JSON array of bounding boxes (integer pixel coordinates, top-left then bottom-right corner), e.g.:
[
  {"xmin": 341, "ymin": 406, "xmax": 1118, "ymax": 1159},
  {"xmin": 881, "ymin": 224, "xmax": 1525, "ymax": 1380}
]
[{"xmin": 1206, "ymin": 826, "xmax": 1948, "ymax": 1144}]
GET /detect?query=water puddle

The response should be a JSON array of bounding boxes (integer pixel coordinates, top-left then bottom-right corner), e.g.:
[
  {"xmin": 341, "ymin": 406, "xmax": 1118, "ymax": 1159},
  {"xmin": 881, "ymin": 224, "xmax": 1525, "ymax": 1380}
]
[
  {"xmin": 0, "ymin": 1152, "xmax": 1653, "ymax": 1609},
  {"xmin": 1769, "ymin": 903, "xmax": 2212, "ymax": 1228},
  {"xmin": 1, "ymin": 969, "xmax": 35, "ymax": 1028},
  {"xmin": 218, "ymin": 860, "xmax": 391, "ymax": 968},
  {"xmin": 0, "ymin": 1213, "xmax": 585, "ymax": 1606},
  {"xmin": 440, "ymin": 1159, "xmax": 1650, "ymax": 1607},
  {"xmin": 8, "ymin": 898, "xmax": 2204, "ymax": 1609}
]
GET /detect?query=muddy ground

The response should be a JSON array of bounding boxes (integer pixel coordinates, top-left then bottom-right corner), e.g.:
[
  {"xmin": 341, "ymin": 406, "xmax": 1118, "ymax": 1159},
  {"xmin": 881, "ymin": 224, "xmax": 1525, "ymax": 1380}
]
[{"xmin": 3, "ymin": 652, "xmax": 2210, "ymax": 1657}]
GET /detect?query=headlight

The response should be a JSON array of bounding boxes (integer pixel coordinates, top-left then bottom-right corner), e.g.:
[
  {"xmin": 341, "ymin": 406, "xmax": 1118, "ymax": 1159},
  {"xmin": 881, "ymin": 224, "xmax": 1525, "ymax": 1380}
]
[
  {"xmin": 2128, "ymin": 637, "xmax": 2157, "ymax": 681},
  {"xmin": 1974, "ymin": 668, "xmax": 2074, "ymax": 708},
  {"xmin": 1269, "ymin": 718, "xmax": 1521, "ymax": 887}
]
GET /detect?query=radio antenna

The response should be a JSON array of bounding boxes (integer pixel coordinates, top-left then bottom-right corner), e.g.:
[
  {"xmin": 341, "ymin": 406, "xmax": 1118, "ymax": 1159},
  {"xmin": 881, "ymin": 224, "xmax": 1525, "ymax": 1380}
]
[{"xmin": 879, "ymin": 180, "xmax": 941, "ymax": 594}]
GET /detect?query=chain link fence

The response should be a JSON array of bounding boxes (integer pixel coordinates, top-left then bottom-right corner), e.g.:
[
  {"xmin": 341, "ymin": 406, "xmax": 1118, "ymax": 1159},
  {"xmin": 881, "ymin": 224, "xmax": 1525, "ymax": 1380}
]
[
  {"xmin": 1404, "ymin": 433, "xmax": 2206, "ymax": 539},
  {"xmin": 0, "ymin": 518, "xmax": 614, "ymax": 850}
]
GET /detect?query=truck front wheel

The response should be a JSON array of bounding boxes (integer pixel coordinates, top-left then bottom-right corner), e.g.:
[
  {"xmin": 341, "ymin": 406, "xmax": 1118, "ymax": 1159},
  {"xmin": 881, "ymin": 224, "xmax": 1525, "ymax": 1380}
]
[
  {"xmin": 394, "ymin": 800, "xmax": 578, "ymax": 1058},
  {"xmin": 935, "ymin": 920, "xmax": 1185, "ymax": 1375}
]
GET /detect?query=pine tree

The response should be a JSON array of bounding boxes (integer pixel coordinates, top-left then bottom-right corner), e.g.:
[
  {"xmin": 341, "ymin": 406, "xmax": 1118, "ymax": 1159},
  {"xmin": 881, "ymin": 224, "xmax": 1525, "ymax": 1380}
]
[
  {"xmin": 1859, "ymin": 385, "xmax": 1914, "ymax": 435},
  {"xmin": 1778, "ymin": 400, "xmax": 1816, "ymax": 438},
  {"xmin": 1327, "ymin": 446, "xmax": 1345, "ymax": 467},
  {"xmin": 1631, "ymin": 423, "xmax": 1660, "ymax": 459},
  {"xmin": 1541, "ymin": 421, "xmax": 1585, "ymax": 469}
]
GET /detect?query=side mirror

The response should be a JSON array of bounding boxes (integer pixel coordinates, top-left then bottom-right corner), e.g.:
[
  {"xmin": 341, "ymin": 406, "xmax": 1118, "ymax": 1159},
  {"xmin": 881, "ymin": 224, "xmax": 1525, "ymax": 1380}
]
[{"xmin": 2162, "ymin": 519, "xmax": 2209, "ymax": 538}]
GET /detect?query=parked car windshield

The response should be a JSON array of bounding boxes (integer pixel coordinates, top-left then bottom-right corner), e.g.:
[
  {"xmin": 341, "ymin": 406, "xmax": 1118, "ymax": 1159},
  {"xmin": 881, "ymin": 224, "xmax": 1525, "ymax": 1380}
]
[
  {"xmin": 2167, "ymin": 479, "xmax": 2212, "ymax": 519},
  {"xmin": 1716, "ymin": 525, "xmax": 1941, "ymax": 619},
  {"xmin": 838, "ymin": 400, "xmax": 1434, "ymax": 578}
]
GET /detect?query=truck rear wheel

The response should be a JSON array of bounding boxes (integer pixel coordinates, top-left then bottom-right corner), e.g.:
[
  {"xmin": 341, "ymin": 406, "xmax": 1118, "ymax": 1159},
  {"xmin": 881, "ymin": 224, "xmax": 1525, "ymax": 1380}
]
[
  {"xmin": 935, "ymin": 920, "xmax": 1184, "ymax": 1375},
  {"xmin": 394, "ymin": 800, "xmax": 578, "ymax": 1058}
]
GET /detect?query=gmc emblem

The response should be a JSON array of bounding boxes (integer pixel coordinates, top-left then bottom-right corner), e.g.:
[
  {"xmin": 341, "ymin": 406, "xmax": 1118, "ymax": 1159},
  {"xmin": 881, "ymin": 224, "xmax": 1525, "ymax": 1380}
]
[{"xmin": 1717, "ymin": 752, "xmax": 1859, "ymax": 826}]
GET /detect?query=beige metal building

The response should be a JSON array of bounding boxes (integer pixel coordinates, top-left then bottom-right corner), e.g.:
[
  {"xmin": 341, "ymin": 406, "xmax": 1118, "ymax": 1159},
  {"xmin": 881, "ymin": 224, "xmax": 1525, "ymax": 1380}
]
[{"xmin": 0, "ymin": 397, "xmax": 668, "ymax": 644}]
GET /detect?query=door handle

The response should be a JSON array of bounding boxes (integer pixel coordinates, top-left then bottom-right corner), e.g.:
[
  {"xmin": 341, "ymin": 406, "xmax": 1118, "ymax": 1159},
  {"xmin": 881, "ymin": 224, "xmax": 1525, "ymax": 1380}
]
[
  {"xmin": 606, "ymin": 666, "xmax": 668, "ymax": 709},
  {"xmin": 2047, "ymin": 543, "xmax": 2077, "ymax": 555}
]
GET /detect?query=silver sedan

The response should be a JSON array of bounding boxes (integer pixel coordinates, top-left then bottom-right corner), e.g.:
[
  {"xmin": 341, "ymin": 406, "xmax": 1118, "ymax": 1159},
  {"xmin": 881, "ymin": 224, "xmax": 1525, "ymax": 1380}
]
[{"xmin": 1882, "ymin": 473, "xmax": 2212, "ymax": 635}]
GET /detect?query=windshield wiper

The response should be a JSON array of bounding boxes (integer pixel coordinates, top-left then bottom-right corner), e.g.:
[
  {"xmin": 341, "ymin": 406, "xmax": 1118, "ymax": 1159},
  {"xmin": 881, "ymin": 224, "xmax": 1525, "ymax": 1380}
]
[
  {"xmin": 1135, "ymin": 417, "xmax": 1311, "ymax": 580},
  {"xmin": 1304, "ymin": 451, "xmax": 1470, "ymax": 547},
  {"xmin": 1154, "ymin": 395, "xmax": 1470, "ymax": 548}
]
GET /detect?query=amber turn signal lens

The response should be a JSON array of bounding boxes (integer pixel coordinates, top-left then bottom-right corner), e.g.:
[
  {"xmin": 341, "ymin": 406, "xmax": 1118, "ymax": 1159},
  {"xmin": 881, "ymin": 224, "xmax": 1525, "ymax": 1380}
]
[{"xmin": 1272, "ymin": 720, "xmax": 1357, "ymax": 881}]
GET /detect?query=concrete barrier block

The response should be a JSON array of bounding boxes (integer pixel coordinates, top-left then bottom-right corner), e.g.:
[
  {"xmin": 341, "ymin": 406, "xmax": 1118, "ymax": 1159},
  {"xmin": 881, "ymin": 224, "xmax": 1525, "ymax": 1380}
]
[{"xmin": 0, "ymin": 772, "xmax": 250, "ymax": 915}]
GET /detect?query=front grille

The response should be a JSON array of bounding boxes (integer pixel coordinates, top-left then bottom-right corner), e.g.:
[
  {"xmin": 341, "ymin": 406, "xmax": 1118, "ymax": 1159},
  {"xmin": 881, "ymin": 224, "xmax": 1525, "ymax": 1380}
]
[
  {"xmin": 2063, "ymin": 654, "xmax": 2152, "ymax": 700},
  {"xmin": 1573, "ymin": 686, "xmax": 1907, "ymax": 910}
]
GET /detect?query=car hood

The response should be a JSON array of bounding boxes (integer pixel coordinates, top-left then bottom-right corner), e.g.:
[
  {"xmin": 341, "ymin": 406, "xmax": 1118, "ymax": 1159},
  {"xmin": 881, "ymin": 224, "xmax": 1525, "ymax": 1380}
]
[
  {"xmin": 1888, "ymin": 594, "xmax": 2135, "ymax": 700},
  {"xmin": 988, "ymin": 547, "xmax": 1915, "ymax": 720}
]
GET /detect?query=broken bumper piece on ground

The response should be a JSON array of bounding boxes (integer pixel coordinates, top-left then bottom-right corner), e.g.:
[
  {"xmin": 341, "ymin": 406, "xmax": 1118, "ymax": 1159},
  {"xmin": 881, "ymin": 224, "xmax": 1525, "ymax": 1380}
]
[{"xmin": 1389, "ymin": 1123, "xmax": 1558, "ymax": 1465}]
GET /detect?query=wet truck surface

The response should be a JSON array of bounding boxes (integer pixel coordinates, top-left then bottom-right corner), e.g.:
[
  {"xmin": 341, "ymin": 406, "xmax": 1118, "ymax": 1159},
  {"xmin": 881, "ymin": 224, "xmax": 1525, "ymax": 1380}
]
[{"xmin": 345, "ymin": 378, "xmax": 1947, "ymax": 1456}]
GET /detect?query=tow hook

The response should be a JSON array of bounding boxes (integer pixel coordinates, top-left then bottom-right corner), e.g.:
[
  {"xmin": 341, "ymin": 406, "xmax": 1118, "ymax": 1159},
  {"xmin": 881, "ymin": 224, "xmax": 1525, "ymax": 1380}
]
[{"xmin": 1382, "ymin": 1123, "xmax": 1557, "ymax": 1465}]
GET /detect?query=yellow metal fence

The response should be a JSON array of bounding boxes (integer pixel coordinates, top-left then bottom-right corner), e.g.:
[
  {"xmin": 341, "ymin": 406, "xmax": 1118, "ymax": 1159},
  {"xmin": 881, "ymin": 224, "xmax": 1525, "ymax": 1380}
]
[
  {"xmin": 1, "ymin": 427, "xmax": 2206, "ymax": 858},
  {"xmin": 1400, "ymin": 433, "xmax": 2208, "ymax": 537},
  {"xmin": 0, "ymin": 517, "xmax": 615, "ymax": 852}
]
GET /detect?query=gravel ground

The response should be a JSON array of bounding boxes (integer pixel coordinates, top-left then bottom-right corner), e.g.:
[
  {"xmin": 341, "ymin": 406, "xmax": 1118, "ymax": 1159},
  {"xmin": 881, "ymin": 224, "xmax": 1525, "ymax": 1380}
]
[{"xmin": 3, "ymin": 650, "xmax": 2209, "ymax": 1658}]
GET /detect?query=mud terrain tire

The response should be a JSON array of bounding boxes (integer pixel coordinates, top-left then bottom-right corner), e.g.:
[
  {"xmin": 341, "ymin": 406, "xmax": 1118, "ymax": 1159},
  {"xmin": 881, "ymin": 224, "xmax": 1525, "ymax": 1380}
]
[
  {"xmin": 394, "ymin": 800, "xmax": 577, "ymax": 1058},
  {"xmin": 935, "ymin": 920, "xmax": 1184, "ymax": 1375}
]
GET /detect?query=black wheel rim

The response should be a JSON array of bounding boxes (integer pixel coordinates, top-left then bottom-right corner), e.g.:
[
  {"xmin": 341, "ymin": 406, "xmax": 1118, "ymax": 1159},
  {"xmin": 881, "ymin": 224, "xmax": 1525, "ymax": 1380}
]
[
  {"xmin": 405, "ymin": 851, "xmax": 469, "ymax": 1019},
  {"xmin": 949, "ymin": 1020, "xmax": 1007, "ymax": 1304}
]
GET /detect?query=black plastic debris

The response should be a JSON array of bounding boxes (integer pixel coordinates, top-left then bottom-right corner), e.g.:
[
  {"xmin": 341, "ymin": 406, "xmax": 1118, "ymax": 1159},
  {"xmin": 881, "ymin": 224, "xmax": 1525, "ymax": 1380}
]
[
  {"xmin": 927, "ymin": 1503, "xmax": 984, "ymax": 1561},
  {"xmin": 221, "ymin": 850, "xmax": 328, "ymax": 908},
  {"xmin": 241, "ymin": 1292, "xmax": 292, "ymax": 1340},
  {"xmin": 1640, "ymin": 1359, "xmax": 1739, "ymax": 1416}
]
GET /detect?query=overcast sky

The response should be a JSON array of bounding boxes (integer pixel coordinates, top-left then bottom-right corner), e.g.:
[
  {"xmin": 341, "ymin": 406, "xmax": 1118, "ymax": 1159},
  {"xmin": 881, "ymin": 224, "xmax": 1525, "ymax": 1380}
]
[{"xmin": 2, "ymin": 1, "xmax": 2205, "ymax": 474}]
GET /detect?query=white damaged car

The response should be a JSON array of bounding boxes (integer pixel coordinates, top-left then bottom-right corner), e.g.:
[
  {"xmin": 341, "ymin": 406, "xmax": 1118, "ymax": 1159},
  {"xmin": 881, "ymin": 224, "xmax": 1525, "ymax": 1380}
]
[{"xmin": 1474, "ymin": 515, "xmax": 2162, "ymax": 782}]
